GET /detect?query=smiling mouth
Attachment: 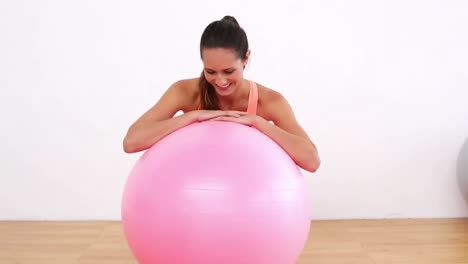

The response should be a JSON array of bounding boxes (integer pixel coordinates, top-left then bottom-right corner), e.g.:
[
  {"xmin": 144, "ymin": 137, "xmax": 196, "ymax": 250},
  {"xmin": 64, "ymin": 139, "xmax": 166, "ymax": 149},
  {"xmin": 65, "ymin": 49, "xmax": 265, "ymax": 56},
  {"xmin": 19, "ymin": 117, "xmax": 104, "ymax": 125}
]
[{"xmin": 216, "ymin": 83, "xmax": 231, "ymax": 89}]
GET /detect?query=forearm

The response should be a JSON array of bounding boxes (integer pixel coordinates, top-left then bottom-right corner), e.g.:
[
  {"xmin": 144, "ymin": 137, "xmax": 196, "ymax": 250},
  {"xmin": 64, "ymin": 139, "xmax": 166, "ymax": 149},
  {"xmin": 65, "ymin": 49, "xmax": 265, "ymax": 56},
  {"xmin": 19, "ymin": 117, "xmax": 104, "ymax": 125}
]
[
  {"xmin": 254, "ymin": 119, "xmax": 320, "ymax": 172},
  {"xmin": 123, "ymin": 112, "xmax": 197, "ymax": 153}
]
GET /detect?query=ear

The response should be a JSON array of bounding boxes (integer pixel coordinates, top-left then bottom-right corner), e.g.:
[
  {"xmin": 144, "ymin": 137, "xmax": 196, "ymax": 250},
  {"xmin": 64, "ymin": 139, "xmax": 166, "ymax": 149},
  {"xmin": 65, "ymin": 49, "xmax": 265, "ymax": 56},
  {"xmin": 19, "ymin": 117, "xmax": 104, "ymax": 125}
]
[{"xmin": 243, "ymin": 50, "xmax": 251, "ymax": 69}]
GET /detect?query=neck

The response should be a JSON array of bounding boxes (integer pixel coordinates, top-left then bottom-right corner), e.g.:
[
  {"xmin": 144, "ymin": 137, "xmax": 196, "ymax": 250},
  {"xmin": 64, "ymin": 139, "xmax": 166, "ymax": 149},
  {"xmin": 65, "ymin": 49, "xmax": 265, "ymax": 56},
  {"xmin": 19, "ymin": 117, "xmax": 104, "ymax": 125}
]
[{"xmin": 218, "ymin": 79, "xmax": 249, "ymax": 110}]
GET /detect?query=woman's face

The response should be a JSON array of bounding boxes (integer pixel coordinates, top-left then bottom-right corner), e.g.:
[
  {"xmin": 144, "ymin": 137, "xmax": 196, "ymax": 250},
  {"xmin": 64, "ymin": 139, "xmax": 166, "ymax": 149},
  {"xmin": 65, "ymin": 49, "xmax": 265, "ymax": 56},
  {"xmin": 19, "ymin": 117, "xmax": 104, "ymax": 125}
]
[{"xmin": 201, "ymin": 48, "xmax": 248, "ymax": 97}]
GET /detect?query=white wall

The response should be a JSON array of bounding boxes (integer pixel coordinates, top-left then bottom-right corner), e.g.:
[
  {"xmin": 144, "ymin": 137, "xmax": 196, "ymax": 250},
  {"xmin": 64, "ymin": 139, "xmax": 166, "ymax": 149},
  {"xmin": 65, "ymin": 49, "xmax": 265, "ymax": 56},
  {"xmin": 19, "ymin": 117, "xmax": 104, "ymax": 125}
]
[{"xmin": 1, "ymin": 0, "xmax": 467, "ymax": 220}]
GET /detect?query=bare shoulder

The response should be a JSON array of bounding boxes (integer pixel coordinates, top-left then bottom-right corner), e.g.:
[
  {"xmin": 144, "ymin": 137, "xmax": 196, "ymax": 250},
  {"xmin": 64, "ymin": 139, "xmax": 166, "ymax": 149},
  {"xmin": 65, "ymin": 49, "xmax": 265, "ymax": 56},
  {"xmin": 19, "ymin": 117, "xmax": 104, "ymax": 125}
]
[
  {"xmin": 256, "ymin": 82, "xmax": 287, "ymax": 103},
  {"xmin": 254, "ymin": 81, "xmax": 311, "ymax": 140},
  {"xmin": 254, "ymin": 82, "xmax": 289, "ymax": 120},
  {"xmin": 172, "ymin": 78, "xmax": 199, "ymax": 96},
  {"xmin": 170, "ymin": 78, "xmax": 201, "ymax": 111}
]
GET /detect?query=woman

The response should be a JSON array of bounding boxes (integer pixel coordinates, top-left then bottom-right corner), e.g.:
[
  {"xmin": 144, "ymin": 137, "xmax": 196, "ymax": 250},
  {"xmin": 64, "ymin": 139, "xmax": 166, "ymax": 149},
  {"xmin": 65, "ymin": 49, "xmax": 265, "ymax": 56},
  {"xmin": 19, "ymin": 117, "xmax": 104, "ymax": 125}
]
[{"xmin": 123, "ymin": 16, "xmax": 320, "ymax": 172}]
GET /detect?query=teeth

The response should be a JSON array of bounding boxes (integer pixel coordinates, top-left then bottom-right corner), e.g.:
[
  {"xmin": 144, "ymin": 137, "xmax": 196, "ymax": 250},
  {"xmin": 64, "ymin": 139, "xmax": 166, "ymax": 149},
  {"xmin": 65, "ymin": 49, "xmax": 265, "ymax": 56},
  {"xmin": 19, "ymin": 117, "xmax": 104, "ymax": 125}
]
[{"xmin": 218, "ymin": 83, "xmax": 230, "ymax": 88}]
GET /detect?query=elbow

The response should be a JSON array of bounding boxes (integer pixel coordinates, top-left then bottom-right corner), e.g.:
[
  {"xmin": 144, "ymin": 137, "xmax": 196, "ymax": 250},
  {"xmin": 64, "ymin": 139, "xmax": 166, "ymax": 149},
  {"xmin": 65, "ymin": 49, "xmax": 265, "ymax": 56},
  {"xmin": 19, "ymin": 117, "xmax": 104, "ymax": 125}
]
[
  {"xmin": 123, "ymin": 139, "xmax": 135, "ymax": 153},
  {"xmin": 123, "ymin": 124, "xmax": 159, "ymax": 153},
  {"xmin": 123, "ymin": 135, "xmax": 142, "ymax": 154},
  {"xmin": 304, "ymin": 160, "xmax": 320, "ymax": 173},
  {"xmin": 123, "ymin": 145, "xmax": 136, "ymax": 154},
  {"xmin": 300, "ymin": 151, "xmax": 321, "ymax": 173},
  {"xmin": 307, "ymin": 159, "xmax": 321, "ymax": 173}
]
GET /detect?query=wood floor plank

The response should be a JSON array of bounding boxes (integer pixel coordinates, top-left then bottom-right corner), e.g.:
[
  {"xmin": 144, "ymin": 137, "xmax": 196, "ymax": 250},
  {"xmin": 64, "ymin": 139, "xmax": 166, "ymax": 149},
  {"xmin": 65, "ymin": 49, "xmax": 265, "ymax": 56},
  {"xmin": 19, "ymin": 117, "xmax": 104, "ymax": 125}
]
[
  {"xmin": 0, "ymin": 218, "xmax": 466, "ymax": 264},
  {"xmin": 77, "ymin": 222, "xmax": 136, "ymax": 263}
]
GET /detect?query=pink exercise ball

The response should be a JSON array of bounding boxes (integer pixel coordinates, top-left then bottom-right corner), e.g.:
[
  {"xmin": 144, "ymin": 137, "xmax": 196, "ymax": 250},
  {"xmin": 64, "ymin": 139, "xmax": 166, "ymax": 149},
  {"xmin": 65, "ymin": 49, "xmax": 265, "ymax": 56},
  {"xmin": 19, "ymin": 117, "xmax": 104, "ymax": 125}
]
[{"xmin": 121, "ymin": 121, "xmax": 311, "ymax": 264}]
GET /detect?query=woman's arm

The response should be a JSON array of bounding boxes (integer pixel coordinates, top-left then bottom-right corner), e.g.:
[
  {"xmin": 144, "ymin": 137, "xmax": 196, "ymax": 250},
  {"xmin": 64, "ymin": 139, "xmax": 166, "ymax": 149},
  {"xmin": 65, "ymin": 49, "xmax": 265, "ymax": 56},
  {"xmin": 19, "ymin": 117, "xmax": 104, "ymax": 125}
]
[
  {"xmin": 254, "ymin": 116, "xmax": 320, "ymax": 173},
  {"xmin": 124, "ymin": 112, "xmax": 197, "ymax": 153},
  {"xmin": 211, "ymin": 91, "xmax": 320, "ymax": 172},
  {"xmin": 123, "ymin": 81, "xmax": 245, "ymax": 153},
  {"xmin": 257, "ymin": 92, "xmax": 320, "ymax": 172},
  {"xmin": 123, "ymin": 81, "xmax": 193, "ymax": 153}
]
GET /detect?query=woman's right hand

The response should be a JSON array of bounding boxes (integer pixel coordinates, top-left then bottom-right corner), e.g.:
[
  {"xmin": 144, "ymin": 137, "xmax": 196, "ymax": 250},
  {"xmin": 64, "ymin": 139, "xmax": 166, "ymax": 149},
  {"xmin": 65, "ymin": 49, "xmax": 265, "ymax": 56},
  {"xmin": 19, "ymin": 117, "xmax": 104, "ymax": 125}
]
[{"xmin": 191, "ymin": 110, "xmax": 247, "ymax": 122}]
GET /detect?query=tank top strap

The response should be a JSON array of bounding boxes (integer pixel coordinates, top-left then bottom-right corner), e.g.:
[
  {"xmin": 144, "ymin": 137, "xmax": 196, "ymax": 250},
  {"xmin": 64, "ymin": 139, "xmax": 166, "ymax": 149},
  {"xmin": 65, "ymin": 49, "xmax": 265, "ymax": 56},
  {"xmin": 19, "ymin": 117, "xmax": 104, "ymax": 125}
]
[{"xmin": 246, "ymin": 80, "xmax": 258, "ymax": 115}]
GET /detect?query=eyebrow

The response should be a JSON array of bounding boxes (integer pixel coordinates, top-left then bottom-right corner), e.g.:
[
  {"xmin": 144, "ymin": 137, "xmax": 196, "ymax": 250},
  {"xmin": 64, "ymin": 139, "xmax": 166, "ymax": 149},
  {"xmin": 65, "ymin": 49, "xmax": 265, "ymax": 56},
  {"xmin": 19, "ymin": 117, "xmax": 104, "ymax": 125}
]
[{"xmin": 204, "ymin": 68, "xmax": 235, "ymax": 72}]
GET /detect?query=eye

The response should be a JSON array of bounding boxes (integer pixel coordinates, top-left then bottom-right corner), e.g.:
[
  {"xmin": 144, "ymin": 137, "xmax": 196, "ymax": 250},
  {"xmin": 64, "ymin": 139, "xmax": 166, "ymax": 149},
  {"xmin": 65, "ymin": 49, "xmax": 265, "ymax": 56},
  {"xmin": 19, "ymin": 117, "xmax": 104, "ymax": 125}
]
[
  {"xmin": 224, "ymin": 70, "xmax": 235, "ymax": 74},
  {"xmin": 205, "ymin": 70, "xmax": 215, "ymax": 74}
]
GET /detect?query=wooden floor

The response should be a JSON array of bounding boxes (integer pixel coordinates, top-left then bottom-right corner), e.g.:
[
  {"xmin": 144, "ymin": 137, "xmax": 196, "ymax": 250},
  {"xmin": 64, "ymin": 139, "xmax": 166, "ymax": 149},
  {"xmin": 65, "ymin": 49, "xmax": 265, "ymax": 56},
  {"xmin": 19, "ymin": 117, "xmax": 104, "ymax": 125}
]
[{"xmin": 0, "ymin": 218, "xmax": 467, "ymax": 264}]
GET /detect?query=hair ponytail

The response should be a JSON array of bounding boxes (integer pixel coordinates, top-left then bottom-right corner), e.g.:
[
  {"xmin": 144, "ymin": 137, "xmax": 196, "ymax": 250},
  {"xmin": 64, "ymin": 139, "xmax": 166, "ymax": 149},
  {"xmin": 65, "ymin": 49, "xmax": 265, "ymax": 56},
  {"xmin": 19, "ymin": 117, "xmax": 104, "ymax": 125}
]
[{"xmin": 221, "ymin": 15, "xmax": 239, "ymax": 25}]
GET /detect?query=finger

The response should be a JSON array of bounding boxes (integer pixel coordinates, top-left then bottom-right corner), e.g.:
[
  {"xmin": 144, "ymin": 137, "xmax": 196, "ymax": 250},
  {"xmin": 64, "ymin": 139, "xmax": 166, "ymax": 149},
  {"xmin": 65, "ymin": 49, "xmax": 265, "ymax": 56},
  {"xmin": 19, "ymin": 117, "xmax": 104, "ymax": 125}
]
[
  {"xmin": 224, "ymin": 111, "xmax": 244, "ymax": 117},
  {"xmin": 220, "ymin": 113, "xmax": 241, "ymax": 118},
  {"xmin": 213, "ymin": 116, "xmax": 236, "ymax": 122},
  {"xmin": 208, "ymin": 113, "xmax": 237, "ymax": 119},
  {"xmin": 221, "ymin": 117, "xmax": 241, "ymax": 123},
  {"xmin": 222, "ymin": 110, "xmax": 243, "ymax": 115},
  {"xmin": 210, "ymin": 116, "xmax": 229, "ymax": 121}
]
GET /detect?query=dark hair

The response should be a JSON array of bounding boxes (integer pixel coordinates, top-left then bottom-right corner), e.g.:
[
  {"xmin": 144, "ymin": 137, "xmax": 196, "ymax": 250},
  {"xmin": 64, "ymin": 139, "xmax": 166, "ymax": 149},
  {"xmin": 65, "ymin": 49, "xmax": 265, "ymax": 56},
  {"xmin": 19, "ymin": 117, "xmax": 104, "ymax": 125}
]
[{"xmin": 198, "ymin": 16, "xmax": 249, "ymax": 110}]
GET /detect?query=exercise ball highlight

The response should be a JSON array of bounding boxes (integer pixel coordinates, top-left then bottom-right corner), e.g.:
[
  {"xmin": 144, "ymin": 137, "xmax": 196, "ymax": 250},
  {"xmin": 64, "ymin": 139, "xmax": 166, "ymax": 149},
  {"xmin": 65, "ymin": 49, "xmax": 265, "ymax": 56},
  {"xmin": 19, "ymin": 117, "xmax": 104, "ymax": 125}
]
[{"xmin": 122, "ymin": 121, "xmax": 311, "ymax": 264}]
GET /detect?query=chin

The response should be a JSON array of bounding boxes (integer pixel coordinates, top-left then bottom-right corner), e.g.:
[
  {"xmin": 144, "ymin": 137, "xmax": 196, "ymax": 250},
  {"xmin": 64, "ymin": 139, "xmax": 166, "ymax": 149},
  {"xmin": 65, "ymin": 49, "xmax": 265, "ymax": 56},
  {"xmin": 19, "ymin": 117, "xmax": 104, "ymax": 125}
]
[{"xmin": 213, "ymin": 83, "xmax": 236, "ymax": 96}]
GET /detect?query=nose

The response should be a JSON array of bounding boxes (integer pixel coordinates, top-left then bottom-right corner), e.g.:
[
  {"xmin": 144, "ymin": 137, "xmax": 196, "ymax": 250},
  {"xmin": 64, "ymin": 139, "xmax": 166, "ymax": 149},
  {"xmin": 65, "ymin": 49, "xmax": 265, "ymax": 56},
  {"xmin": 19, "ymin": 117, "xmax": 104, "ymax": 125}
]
[{"xmin": 215, "ymin": 76, "xmax": 228, "ymax": 86}]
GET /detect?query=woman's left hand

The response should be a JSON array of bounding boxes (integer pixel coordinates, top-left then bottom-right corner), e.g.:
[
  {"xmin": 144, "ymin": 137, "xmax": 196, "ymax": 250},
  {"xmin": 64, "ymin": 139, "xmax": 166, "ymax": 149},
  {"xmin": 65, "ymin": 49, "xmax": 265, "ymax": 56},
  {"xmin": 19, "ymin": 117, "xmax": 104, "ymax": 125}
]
[{"xmin": 209, "ymin": 112, "xmax": 262, "ymax": 127}]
